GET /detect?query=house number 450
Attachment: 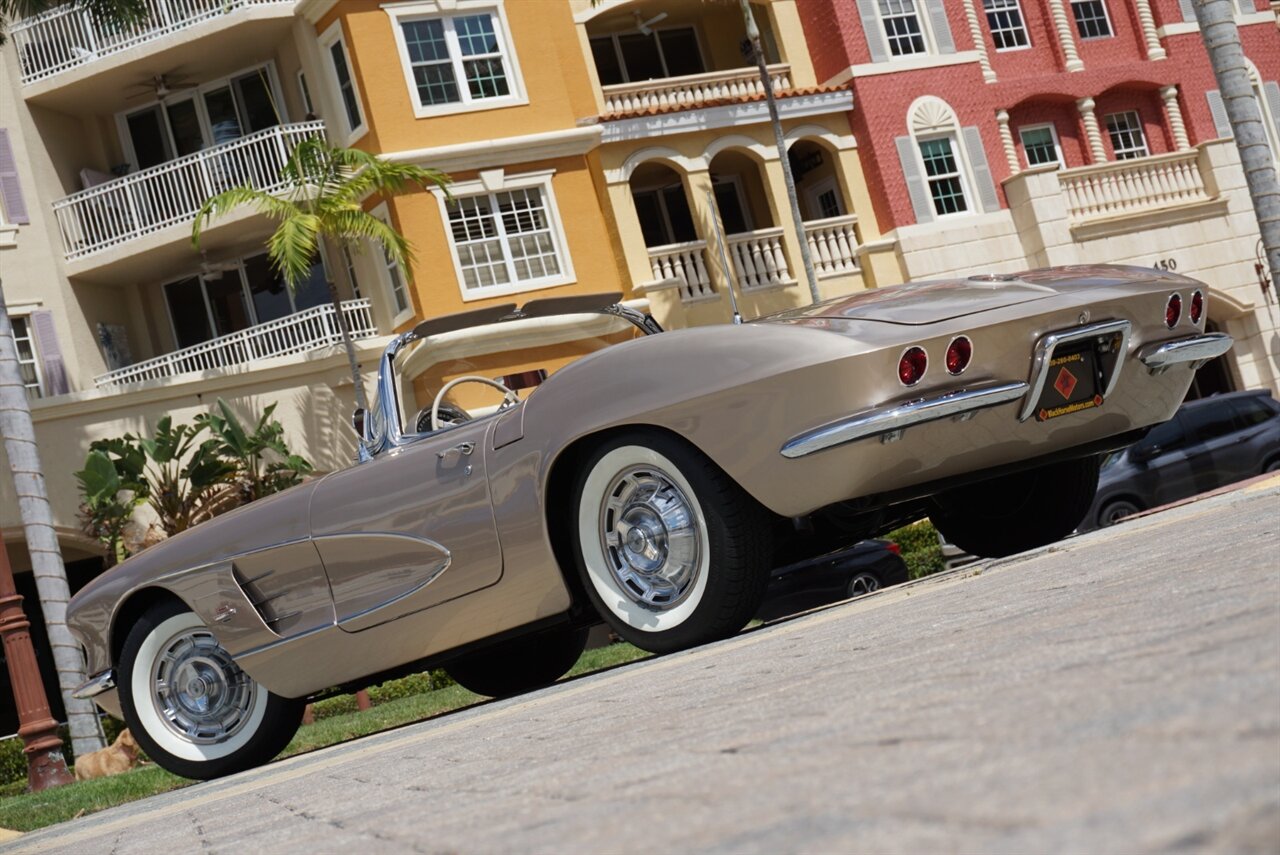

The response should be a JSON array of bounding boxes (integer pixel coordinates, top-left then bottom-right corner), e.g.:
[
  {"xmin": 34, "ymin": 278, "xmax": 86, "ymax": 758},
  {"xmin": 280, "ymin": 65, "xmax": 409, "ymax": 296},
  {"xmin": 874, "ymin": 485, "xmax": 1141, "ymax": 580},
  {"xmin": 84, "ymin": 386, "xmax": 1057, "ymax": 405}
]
[{"xmin": 1153, "ymin": 258, "xmax": 1178, "ymax": 272}]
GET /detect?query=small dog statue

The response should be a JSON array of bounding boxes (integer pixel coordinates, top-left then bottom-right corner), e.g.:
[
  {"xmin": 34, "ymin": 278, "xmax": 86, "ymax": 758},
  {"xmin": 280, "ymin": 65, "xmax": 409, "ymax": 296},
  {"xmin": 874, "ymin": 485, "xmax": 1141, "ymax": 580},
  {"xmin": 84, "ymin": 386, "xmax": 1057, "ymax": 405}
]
[{"xmin": 74, "ymin": 729, "xmax": 141, "ymax": 782}]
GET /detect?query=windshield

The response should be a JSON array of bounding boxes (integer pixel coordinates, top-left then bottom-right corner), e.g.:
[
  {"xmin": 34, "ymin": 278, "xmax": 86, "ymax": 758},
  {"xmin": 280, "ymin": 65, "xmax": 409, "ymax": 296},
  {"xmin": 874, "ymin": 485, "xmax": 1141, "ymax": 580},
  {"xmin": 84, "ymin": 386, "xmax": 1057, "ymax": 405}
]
[{"xmin": 388, "ymin": 313, "xmax": 645, "ymax": 437}]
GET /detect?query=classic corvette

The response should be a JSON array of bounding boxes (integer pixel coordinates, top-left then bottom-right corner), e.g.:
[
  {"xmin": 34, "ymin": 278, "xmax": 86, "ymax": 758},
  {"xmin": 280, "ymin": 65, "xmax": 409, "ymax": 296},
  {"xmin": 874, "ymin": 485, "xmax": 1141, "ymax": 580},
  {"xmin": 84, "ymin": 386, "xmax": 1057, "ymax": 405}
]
[{"xmin": 67, "ymin": 264, "xmax": 1231, "ymax": 779}]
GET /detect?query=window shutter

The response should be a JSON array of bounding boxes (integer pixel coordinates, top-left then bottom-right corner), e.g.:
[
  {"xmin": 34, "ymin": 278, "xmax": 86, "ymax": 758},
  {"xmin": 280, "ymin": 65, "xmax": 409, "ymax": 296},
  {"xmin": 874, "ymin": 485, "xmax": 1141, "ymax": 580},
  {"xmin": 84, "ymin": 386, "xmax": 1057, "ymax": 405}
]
[
  {"xmin": 1206, "ymin": 90, "xmax": 1233, "ymax": 139},
  {"xmin": 962, "ymin": 126, "xmax": 1000, "ymax": 212},
  {"xmin": 29, "ymin": 310, "xmax": 68, "ymax": 396},
  {"xmin": 1264, "ymin": 82, "xmax": 1280, "ymax": 152},
  {"xmin": 0, "ymin": 129, "xmax": 30, "ymax": 225},
  {"xmin": 1235, "ymin": 0, "xmax": 1255, "ymax": 15},
  {"xmin": 896, "ymin": 136, "xmax": 935, "ymax": 223},
  {"xmin": 1177, "ymin": 0, "xmax": 1196, "ymax": 22},
  {"xmin": 855, "ymin": 0, "xmax": 890, "ymax": 63},
  {"xmin": 923, "ymin": 0, "xmax": 956, "ymax": 54}
]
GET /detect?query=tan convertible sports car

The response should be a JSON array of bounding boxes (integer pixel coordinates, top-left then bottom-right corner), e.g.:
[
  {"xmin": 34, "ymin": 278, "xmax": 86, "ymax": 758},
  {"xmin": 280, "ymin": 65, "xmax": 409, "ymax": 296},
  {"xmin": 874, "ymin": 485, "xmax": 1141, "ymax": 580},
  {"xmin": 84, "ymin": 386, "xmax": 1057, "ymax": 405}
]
[{"xmin": 67, "ymin": 265, "xmax": 1230, "ymax": 779}]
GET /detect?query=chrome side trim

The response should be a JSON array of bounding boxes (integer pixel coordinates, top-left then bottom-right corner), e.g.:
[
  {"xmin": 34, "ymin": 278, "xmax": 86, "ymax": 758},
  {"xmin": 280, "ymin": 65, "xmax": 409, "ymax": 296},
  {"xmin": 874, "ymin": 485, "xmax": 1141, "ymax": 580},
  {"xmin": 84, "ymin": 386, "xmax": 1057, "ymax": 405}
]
[
  {"xmin": 72, "ymin": 669, "xmax": 116, "ymax": 700},
  {"xmin": 1137, "ymin": 332, "xmax": 1234, "ymax": 373},
  {"xmin": 780, "ymin": 381, "xmax": 1030, "ymax": 459},
  {"xmin": 1018, "ymin": 319, "xmax": 1131, "ymax": 422}
]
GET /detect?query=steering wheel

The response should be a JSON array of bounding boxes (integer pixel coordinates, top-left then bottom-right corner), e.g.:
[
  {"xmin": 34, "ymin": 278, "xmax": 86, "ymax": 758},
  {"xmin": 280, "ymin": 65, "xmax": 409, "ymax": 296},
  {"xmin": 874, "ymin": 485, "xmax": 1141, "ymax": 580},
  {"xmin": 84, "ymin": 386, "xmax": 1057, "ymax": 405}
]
[{"xmin": 429, "ymin": 375, "xmax": 519, "ymax": 432}]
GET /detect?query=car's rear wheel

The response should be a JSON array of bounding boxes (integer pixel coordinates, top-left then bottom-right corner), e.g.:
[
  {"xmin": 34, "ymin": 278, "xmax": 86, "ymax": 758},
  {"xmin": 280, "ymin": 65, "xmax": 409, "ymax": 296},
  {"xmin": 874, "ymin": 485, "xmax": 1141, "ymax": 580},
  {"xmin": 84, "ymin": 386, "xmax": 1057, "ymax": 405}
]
[
  {"xmin": 930, "ymin": 455, "xmax": 1101, "ymax": 558},
  {"xmin": 445, "ymin": 625, "xmax": 589, "ymax": 698},
  {"xmin": 572, "ymin": 433, "xmax": 772, "ymax": 654},
  {"xmin": 1097, "ymin": 498, "xmax": 1143, "ymax": 527},
  {"xmin": 118, "ymin": 600, "xmax": 304, "ymax": 780}
]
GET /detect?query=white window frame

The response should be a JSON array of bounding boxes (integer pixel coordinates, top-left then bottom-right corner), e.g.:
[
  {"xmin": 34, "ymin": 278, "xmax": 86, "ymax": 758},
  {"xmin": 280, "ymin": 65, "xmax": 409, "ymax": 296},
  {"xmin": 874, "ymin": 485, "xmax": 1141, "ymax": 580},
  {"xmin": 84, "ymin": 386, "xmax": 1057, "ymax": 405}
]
[
  {"xmin": 1018, "ymin": 122, "xmax": 1063, "ymax": 168},
  {"xmin": 370, "ymin": 202, "xmax": 414, "ymax": 327},
  {"xmin": 1104, "ymin": 111, "xmax": 1150, "ymax": 160},
  {"xmin": 320, "ymin": 20, "xmax": 367, "ymax": 144},
  {"xmin": 10, "ymin": 314, "xmax": 44, "ymax": 399},
  {"xmin": 916, "ymin": 133, "xmax": 973, "ymax": 219},
  {"xmin": 297, "ymin": 69, "xmax": 315, "ymax": 117},
  {"xmin": 1070, "ymin": 0, "xmax": 1113, "ymax": 39},
  {"xmin": 630, "ymin": 179, "xmax": 692, "ymax": 247},
  {"xmin": 877, "ymin": 0, "xmax": 932, "ymax": 59},
  {"xmin": 385, "ymin": 0, "xmax": 527, "ymax": 119},
  {"xmin": 983, "ymin": 0, "xmax": 1031, "ymax": 50},
  {"xmin": 432, "ymin": 169, "xmax": 575, "ymax": 302},
  {"xmin": 805, "ymin": 176, "xmax": 846, "ymax": 219}
]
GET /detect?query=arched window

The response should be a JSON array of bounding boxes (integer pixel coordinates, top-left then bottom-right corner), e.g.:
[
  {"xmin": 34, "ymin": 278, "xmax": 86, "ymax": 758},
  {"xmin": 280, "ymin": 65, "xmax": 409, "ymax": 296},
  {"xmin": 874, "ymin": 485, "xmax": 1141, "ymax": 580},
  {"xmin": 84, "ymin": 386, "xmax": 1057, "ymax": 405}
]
[{"xmin": 896, "ymin": 97, "xmax": 1000, "ymax": 224}]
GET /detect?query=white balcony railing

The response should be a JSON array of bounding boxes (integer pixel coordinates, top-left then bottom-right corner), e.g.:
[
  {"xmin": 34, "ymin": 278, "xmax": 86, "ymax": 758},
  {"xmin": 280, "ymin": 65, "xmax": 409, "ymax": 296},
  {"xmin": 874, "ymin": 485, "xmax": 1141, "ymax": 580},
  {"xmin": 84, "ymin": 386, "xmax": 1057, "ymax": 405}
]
[
  {"xmin": 727, "ymin": 227, "xmax": 794, "ymax": 292},
  {"xmin": 11, "ymin": 0, "xmax": 292, "ymax": 85},
  {"xmin": 647, "ymin": 240, "xmax": 716, "ymax": 303},
  {"xmin": 1059, "ymin": 150, "xmax": 1211, "ymax": 221},
  {"xmin": 602, "ymin": 64, "xmax": 792, "ymax": 115},
  {"xmin": 94, "ymin": 298, "xmax": 376, "ymax": 389},
  {"xmin": 53, "ymin": 121, "xmax": 324, "ymax": 262},
  {"xmin": 803, "ymin": 214, "xmax": 860, "ymax": 278}
]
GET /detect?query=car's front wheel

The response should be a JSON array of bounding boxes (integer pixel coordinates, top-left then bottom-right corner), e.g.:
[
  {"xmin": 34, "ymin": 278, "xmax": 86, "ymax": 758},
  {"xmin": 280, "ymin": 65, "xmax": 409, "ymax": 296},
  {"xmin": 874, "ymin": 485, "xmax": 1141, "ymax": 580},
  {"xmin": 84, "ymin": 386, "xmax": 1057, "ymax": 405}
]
[
  {"xmin": 1097, "ymin": 498, "xmax": 1143, "ymax": 527},
  {"xmin": 445, "ymin": 625, "xmax": 589, "ymax": 698},
  {"xmin": 118, "ymin": 599, "xmax": 304, "ymax": 780},
  {"xmin": 930, "ymin": 455, "xmax": 1101, "ymax": 558},
  {"xmin": 572, "ymin": 433, "xmax": 772, "ymax": 654}
]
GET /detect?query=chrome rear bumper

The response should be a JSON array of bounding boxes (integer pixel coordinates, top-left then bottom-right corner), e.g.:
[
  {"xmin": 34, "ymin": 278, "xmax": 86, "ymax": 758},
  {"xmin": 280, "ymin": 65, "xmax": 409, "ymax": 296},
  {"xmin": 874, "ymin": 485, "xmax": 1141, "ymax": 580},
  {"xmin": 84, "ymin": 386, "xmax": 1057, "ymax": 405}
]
[
  {"xmin": 781, "ymin": 381, "xmax": 1029, "ymax": 459},
  {"xmin": 1137, "ymin": 332, "xmax": 1233, "ymax": 373},
  {"xmin": 72, "ymin": 669, "xmax": 115, "ymax": 700}
]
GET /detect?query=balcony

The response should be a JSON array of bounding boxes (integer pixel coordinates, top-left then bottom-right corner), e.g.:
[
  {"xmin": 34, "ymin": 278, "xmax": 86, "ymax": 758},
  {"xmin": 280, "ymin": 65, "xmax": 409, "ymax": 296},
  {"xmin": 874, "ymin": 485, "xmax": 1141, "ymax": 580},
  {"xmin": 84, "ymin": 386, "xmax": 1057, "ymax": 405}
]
[
  {"xmin": 726, "ymin": 227, "xmax": 795, "ymax": 291},
  {"xmin": 53, "ymin": 121, "xmax": 324, "ymax": 265},
  {"xmin": 602, "ymin": 64, "xmax": 793, "ymax": 117},
  {"xmin": 1059, "ymin": 150, "xmax": 1212, "ymax": 223},
  {"xmin": 803, "ymin": 215, "xmax": 860, "ymax": 278},
  {"xmin": 646, "ymin": 240, "xmax": 716, "ymax": 303},
  {"xmin": 12, "ymin": 0, "xmax": 291, "ymax": 84},
  {"xmin": 95, "ymin": 298, "xmax": 377, "ymax": 389}
]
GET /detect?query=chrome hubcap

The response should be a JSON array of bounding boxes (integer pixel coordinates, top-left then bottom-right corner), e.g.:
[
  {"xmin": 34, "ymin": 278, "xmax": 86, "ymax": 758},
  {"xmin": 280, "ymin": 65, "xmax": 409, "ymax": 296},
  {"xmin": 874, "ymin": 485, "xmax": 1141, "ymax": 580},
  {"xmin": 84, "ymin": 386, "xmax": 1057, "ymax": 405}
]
[
  {"xmin": 849, "ymin": 574, "xmax": 880, "ymax": 596},
  {"xmin": 151, "ymin": 629, "xmax": 255, "ymax": 744},
  {"xmin": 600, "ymin": 466, "xmax": 701, "ymax": 609}
]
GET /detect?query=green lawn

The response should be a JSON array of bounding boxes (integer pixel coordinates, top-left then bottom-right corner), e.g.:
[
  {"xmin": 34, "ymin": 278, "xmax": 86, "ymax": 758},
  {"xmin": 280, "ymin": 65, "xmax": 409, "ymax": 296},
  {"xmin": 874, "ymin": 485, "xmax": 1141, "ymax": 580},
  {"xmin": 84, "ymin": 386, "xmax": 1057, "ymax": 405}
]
[{"xmin": 0, "ymin": 641, "xmax": 649, "ymax": 833}]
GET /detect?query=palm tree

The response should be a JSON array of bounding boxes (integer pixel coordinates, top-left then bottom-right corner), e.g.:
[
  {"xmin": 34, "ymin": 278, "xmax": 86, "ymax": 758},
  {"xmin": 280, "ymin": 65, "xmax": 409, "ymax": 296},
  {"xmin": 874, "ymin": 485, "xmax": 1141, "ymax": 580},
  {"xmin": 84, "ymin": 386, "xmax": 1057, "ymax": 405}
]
[
  {"xmin": 0, "ymin": 0, "xmax": 150, "ymax": 761},
  {"xmin": 1193, "ymin": 0, "xmax": 1280, "ymax": 282},
  {"xmin": 192, "ymin": 139, "xmax": 450, "ymax": 411}
]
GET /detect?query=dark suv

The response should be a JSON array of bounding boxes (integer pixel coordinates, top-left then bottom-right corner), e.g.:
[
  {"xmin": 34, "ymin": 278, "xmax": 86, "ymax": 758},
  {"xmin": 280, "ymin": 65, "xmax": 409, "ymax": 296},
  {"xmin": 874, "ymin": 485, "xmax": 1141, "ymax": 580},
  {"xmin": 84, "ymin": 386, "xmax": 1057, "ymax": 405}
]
[{"xmin": 1085, "ymin": 389, "xmax": 1280, "ymax": 529}]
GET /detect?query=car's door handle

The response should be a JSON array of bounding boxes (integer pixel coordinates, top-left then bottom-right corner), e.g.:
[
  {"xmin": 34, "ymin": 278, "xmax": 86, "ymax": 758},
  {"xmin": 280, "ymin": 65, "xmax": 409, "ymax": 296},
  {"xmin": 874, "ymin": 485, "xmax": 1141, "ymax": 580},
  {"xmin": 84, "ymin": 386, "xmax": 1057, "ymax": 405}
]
[{"xmin": 437, "ymin": 441, "xmax": 475, "ymax": 461}]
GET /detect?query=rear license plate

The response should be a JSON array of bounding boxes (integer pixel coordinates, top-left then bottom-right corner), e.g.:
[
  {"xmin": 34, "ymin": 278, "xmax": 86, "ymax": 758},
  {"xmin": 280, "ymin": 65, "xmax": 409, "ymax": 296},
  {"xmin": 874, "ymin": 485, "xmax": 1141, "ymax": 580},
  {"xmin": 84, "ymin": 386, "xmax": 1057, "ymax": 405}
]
[{"xmin": 1035, "ymin": 345, "xmax": 1103, "ymax": 422}]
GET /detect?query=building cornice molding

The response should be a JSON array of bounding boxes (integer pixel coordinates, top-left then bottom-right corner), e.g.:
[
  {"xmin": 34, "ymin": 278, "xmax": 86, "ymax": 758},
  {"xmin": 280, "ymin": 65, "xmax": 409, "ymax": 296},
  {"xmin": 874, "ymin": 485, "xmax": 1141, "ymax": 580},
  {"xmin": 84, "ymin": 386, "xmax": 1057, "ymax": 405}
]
[
  {"xmin": 823, "ymin": 52, "xmax": 981, "ymax": 86},
  {"xmin": 295, "ymin": 0, "xmax": 339, "ymax": 24},
  {"xmin": 381, "ymin": 125, "xmax": 603, "ymax": 172},
  {"xmin": 599, "ymin": 90, "xmax": 854, "ymax": 144}
]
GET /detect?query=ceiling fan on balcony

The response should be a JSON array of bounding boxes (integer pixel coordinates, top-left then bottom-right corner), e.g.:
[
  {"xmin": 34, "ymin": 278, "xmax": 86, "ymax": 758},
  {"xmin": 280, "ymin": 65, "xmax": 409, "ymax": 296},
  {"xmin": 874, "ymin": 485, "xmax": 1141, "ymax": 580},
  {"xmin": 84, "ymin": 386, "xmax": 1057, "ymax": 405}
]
[
  {"xmin": 125, "ymin": 70, "xmax": 197, "ymax": 103},
  {"xmin": 199, "ymin": 253, "xmax": 240, "ymax": 282},
  {"xmin": 633, "ymin": 10, "xmax": 668, "ymax": 35}
]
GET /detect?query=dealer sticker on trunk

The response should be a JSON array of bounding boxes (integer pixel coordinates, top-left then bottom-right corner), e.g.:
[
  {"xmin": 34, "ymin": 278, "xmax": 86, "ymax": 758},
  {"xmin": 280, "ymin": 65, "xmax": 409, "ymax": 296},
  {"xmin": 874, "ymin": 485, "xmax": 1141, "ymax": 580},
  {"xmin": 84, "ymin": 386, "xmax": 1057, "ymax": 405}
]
[{"xmin": 1036, "ymin": 349, "xmax": 1103, "ymax": 422}]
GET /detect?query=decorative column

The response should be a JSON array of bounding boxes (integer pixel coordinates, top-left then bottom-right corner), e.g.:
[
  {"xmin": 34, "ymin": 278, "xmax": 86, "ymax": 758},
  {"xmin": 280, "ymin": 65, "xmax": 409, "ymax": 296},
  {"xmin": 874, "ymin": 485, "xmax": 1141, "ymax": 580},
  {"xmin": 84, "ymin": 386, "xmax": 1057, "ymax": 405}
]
[
  {"xmin": 1077, "ymin": 97, "xmax": 1108, "ymax": 162},
  {"xmin": 0, "ymin": 528, "xmax": 74, "ymax": 792},
  {"xmin": 1134, "ymin": 0, "xmax": 1167, "ymax": 59},
  {"xmin": 1161, "ymin": 85, "xmax": 1191, "ymax": 150},
  {"xmin": 961, "ymin": 0, "xmax": 997, "ymax": 82},
  {"xmin": 996, "ymin": 110, "xmax": 1021, "ymax": 173},
  {"xmin": 1048, "ymin": 0, "xmax": 1085, "ymax": 71}
]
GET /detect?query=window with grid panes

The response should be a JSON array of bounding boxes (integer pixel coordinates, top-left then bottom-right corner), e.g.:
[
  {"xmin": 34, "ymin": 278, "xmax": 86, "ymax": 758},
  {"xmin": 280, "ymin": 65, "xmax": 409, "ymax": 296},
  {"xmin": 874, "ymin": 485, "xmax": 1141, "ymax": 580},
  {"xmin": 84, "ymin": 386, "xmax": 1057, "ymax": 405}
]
[
  {"xmin": 1019, "ymin": 125, "xmax": 1061, "ymax": 167},
  {"xmin": 879, "ymin": 0, "xmax": 927, "ymax": 56},
  {"xmin": 1104, "ymin": 111, "xmax": 1149, "ymax": 159},
  {"xmin": 984, "ymin": 0, "xmax": 1029, "ymax": 49},
  {"xmin": 10, "ymin": 316, "xmax": 42, "ymax": 399},
  {"xmin": 447, "ymin": 187, "xmax": 563, "ymax": 292},
  {"xmin": 919, "ymin": 137, "xmax": 969, "ymax": 215},
  {"xmin": 399, "ymin": 13, "xmax": 511, "ymax": 109},
  {"xmin": 1070, "ymin": 0, "xmax": 1112, "ymax": 38}
]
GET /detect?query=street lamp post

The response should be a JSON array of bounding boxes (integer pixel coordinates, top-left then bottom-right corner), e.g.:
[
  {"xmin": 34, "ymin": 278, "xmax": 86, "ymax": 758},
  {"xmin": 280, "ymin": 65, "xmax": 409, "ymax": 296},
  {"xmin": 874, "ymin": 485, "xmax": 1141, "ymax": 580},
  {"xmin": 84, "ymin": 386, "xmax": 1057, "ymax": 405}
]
[{"xmin": 0, "ymin": 526, "xmax": 74, "ymax": 791}]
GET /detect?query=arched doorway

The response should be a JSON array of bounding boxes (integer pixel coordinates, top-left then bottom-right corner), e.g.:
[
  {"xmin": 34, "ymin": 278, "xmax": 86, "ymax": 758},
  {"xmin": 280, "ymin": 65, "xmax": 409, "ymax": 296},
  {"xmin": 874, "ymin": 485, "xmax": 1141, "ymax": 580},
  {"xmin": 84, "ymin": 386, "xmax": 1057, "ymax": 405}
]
[{"xmin": 628, "ymin": 162, "xmax": 712, "ymax": 300}]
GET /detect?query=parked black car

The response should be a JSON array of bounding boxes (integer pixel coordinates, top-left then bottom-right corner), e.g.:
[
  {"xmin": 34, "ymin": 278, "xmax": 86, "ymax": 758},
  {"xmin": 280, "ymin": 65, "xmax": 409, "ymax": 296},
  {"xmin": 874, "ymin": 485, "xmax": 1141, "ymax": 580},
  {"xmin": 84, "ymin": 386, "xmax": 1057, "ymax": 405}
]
[
  {"xmin": 1084, "ymin": 389, "xmax": 1280, "ymax": 530},
  {"xmin": 756, "ymin": 540, "xmax": 908, "ymax": 621}
]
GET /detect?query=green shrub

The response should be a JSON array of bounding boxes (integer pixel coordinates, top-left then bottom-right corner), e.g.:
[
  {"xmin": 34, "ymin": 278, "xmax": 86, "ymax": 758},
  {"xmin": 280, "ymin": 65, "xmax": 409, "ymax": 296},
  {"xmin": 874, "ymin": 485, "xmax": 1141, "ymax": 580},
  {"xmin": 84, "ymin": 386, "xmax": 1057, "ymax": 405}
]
[{"xmin": 885, "ymin": 520, "xmax": 947, "ymax": 580}]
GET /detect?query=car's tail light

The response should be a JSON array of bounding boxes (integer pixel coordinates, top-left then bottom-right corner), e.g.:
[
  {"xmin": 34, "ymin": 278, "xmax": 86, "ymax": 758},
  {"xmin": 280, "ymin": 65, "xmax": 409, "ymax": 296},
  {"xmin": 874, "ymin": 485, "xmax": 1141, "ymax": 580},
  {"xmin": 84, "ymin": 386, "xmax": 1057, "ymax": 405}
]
[
  {"xmin": 885, "ymin": 542, "xmax": 902, "ymax": 555},
  {"xmin": 898, "ymin": 347, "xmax": 927, "ymax": 386},
  {"xmin": 1189, "ymin": 290, "xmax": 1204, "ymax": 324},
  {"xmin": 945, "ymin": 336, "xmax": 972, "ymax": 375},
  {"xmin": 1165, "ymin": 293, "xmax": 1182, "ymax": 328}
]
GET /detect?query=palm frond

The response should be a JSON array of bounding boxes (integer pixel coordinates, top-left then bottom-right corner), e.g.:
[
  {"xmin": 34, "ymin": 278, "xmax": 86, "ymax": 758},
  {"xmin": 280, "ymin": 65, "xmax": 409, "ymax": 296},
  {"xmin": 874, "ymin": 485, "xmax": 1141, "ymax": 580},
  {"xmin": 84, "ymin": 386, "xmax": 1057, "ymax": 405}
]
[
  {"xmin": 191, "ymin": 185, "xmax": 299, "ymax": 249},
  {"xmin": 265, "ymin": 212, "xmax": 322, "ymax": 289},
  {"xmin": 322, "ymin": 209, "xmax": 416, "ymax": 279}
]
